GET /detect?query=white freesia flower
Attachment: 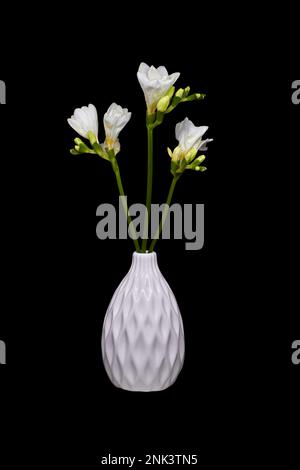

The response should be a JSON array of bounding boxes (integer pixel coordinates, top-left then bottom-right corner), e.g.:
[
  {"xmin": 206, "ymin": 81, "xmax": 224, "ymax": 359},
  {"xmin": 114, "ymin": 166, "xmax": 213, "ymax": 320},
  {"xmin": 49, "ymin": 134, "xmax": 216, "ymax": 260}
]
[
  {"xmin": 168, "ymin": 118, "xmax": 213, "ymax": 166},
  {"xmin": 102, "ymin": 103, "xmax": 131, "ymax": 155},
  {"xmin": 137, "ymin": 62, "xmax": 180, "ymax": 114},
  {"xmin": 174, "ymin": 117, "xmax": 213, "ymax": 159},
  {"xmin": 68, "ymin": 104, "xmax": 98, "ymax": 140}
]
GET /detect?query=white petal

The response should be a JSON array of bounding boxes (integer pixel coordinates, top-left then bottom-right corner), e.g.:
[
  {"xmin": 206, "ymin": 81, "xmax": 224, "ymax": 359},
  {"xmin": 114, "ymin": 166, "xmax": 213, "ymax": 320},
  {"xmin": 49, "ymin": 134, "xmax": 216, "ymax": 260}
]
[
  {"xmin": 137, "ymin": 64, "xmax": 180, "ymax": 111},
  {"xmin": 175, "ymin": 118, "xmax": 210, "ymax": 152},
  {"xmin": 196, "ymin": 126, "xmax": 209, "ymax": 138},
  {"xmin": 137, "ymin": 71, "xmax": 151, "ymax": 90},
  {"xmin": 148, "ymin": 65, "xmax": 162, "ymax": 80},
  {"xmin": 68, "ymin": 103, "xmax": 99, "ymax": 139},
  {"xmin": 88, "ymin": 103, "xmax": 98, "ymax": 133},
  {"xmin": 157, "ymin": 66, "xmax": 168, "ymax": 78},
  {"xmin": 67, "ymin": 118, "xmax": 86, "ymax": 138},
  {"xmin": 103, "ymin": 103, "xmax": 131, "ymax": 140},
  {"xmin": 198, "ymin": 138, "xmax": 213, "ymax": 151},
  {"xmin": 175, "ymin": 117, "xmax": 190, "ymax": 141},
  {"xmin": 138, "ymin": 62, "xmax": 150, "ymax": 75},
  {"xmin": 167, "ymin": 72, "xmax": 180, "ymax": 87}
]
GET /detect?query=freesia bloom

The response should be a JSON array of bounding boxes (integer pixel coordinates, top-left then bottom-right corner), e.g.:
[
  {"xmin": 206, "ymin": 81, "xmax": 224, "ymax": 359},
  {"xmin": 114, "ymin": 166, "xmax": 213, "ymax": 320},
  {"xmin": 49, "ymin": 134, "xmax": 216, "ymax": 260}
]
[
  {"xmin": 67, "ymin": 104, "xmax": 98, "ymax": 141},
  {"xmin": 102, "ymin": 103, "xmax": 131, "ymax": 154},
  {"xmin": 176, "ymin": 117, "xmax": 212, "ymax": 152},
  {"xmin": 170, "ymin": 117, "xmax": 213, "ymax": 162},
  {"xmin": 137, "ymin": 62, "xmax": 180, "ymax": 114}
]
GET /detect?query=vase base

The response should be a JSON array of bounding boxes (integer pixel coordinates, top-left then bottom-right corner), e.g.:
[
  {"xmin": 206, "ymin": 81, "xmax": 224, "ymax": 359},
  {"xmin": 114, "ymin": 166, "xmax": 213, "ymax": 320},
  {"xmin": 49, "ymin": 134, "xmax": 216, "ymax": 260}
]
[{"xmin": 113, "ymin": 383, "xmax": 174, "ymax": 392}]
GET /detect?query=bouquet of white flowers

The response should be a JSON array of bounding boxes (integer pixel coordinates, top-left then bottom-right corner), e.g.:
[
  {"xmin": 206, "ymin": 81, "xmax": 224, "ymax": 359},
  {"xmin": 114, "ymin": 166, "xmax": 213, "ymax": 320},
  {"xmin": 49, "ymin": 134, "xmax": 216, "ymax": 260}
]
[
  {"xmin": 68, "ymin": 62, "xmax": 212, "ymax": 253},
  {"xmin": 67, "ymin": 63, "xmax": 213, "ymax": 391}
]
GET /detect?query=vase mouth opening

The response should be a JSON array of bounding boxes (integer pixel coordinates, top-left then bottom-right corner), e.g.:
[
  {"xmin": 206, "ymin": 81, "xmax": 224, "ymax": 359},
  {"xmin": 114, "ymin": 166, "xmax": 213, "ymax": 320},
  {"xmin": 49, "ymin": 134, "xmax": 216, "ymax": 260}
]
[{"xmin": 133, "ymin": 251, "xmax": 156, "ymax": 257}]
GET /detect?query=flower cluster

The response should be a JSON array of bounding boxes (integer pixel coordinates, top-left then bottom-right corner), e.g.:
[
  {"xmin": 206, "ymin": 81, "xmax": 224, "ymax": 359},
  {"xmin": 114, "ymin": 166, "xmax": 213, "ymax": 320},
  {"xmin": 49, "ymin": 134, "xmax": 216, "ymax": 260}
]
[
  {"xmin": 68, "ymin": 103, "xmax": 131, "ymax": 160},
  {"xmin": 137, "ymin": 63, "xmax": 206, "ymax": 128},
  {"xmin": 137, "ymin": 63, "xmax": 180, "ymax": 115},
  {"xmin": 168, "ymin": 118, "xmax": 213, "ymax": 175},
  {"xmin": 67, "ymin": 62, "xmax": 213, "ymax": 252},
  {"xmin": 68, "ymin": 62, "xmax": 212, "ymax": 174}
]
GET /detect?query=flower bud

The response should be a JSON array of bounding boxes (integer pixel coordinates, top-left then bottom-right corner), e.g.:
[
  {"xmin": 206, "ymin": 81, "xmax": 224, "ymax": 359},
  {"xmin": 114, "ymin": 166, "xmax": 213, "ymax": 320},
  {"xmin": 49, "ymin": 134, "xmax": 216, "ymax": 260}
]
[
  {"xmin": 157, "ymin": 95, "xmax": 171, "ymax": 113},
  {"xmin": 167, "ymin": 147, "xmax": 173, "ymax": 158},
  {"xmin": 73, "ymin": 137, "xmax": 95, "ymax": 154},
  {"xmin": 171, "ymin": 146, "xmax": 182, "ymax": 162},
  {"xmin": 195, "ymin": 155, "xmax": 206, "ymax": 164},
  {"xmin": 184, "ymin": 86, "xmax": 190, "ymax": 97},
  {"xmin": 166, "ymin": 86, "xmax": 176, "ymax": 99},
  {"xmin": 87, "ymin": 131, "xmax": 98, "ymax": 146},
  {"xmin": 185, "ymin": 93, "xmax": 206, "ymax": 102},
  {"xmin": 175, "ymin": 88, "xmax": 184, "ymax": 99},
  {"xmin": 185, "ymin": 147, "xmax": 198, "ymax": 163}
]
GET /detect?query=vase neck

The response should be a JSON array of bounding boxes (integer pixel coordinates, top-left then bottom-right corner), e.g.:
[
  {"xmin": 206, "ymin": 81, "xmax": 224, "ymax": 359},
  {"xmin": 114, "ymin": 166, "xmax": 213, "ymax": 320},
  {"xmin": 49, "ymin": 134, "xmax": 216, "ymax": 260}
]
[{"xmin": 131, "ymin": 252, "xmax": 158, "ymax": 273}]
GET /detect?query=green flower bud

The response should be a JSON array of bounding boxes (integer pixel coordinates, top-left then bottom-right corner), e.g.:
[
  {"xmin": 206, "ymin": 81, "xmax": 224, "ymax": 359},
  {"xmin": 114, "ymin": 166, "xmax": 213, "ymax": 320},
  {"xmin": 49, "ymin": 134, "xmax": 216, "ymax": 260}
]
[
  {"xmin": 72, "ymin": 137, "xmax": 95, "ymax": 155},
  {"xmin": 190, "ymin": 164, "xmax": 207, "ymax": 172},
  {"xmin": 175, "ymin": 88, "xmax": 184, "ymax": 99},
  {"xmin": 87, "ymin": 131, "xmax": 98, "ymax": 146},
  {"xmin": 166, "ymin": 86, "xmax": 176, "ymax": 99},
  {"xmin": 172, "ymin": 146, "xmax": 182, "ymax": 162},
  {"xmin": 195, "ymin": 155, "xmax": 206, "ymax": 164},
  {"xmin": 167, "ymin": 147, "xmax": 173, "ymax": 158},
  {"xmin": 184, "ymin": 86, "xmax": 190, "ymax": 97},
  {"xmin": 185, "ymin": 147, "xmax": 198, "ymax": 163},
  {"xmin": 185, "ymin": 93, "xmax": 206, "ymax": 102},
  {"xmin": 157, "ymin": 95, "xmax": 171, "ymax": 113}
]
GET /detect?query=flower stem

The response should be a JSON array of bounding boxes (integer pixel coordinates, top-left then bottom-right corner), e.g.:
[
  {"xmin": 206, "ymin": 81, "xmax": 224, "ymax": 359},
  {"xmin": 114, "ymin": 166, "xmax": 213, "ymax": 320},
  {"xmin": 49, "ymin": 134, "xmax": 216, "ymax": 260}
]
[
  {"xmin": 142, "ymin": 124, "xmax": 154, "ymax": 252},
  {"xmin": 149, "ymin": 174, "xmax": 181, "ymax": 252},
  {"xmin": 111, "ymin": 158, "xmax": 141, "ymax": 252}
]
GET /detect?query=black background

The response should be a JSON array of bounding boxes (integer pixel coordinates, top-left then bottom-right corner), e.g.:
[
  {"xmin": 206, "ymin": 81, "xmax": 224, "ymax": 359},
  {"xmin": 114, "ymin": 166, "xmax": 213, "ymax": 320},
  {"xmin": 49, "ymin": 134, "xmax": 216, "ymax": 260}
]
[{"xmin": 0, "ymin": 17, "xmax": 299, "ymax": 469}]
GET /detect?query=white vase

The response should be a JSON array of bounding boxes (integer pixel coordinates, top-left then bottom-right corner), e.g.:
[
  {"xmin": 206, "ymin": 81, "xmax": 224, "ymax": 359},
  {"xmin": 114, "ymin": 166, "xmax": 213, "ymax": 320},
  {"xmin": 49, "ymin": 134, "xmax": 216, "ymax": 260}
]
[{"xmin": 101, "ymin": 252, "xmax": 185, "ymax": 392}]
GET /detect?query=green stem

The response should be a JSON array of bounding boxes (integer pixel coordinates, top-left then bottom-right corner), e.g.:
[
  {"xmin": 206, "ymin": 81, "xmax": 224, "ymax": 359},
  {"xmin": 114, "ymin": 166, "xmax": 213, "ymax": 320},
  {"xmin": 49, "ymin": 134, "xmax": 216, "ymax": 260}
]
[
  {"xmin": 111, "ymin": 159, "xmax": 141, "ymax": 252},
  {"xmin": 142, "ymin": 125, "xmax": 153, "ymax": 252},
  {"xmin": 149, "ymin": 174, "xmax": 180, "ymax": 252}
]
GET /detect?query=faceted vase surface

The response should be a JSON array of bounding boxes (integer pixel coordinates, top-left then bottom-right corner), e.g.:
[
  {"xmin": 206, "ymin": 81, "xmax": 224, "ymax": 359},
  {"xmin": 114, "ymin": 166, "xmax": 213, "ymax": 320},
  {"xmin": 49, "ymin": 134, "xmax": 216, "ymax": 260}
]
[{"xmin": 101, "ymin": 252, "xmax": 185, "ymax": 391}]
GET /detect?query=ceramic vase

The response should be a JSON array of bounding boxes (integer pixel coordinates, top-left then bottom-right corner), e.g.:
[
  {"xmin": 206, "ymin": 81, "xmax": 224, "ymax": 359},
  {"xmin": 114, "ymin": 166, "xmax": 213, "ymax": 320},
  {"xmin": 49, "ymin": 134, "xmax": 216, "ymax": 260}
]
[{"xmin": 101, "ymin": 252, "xmax": 185, "ymax": 391}]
